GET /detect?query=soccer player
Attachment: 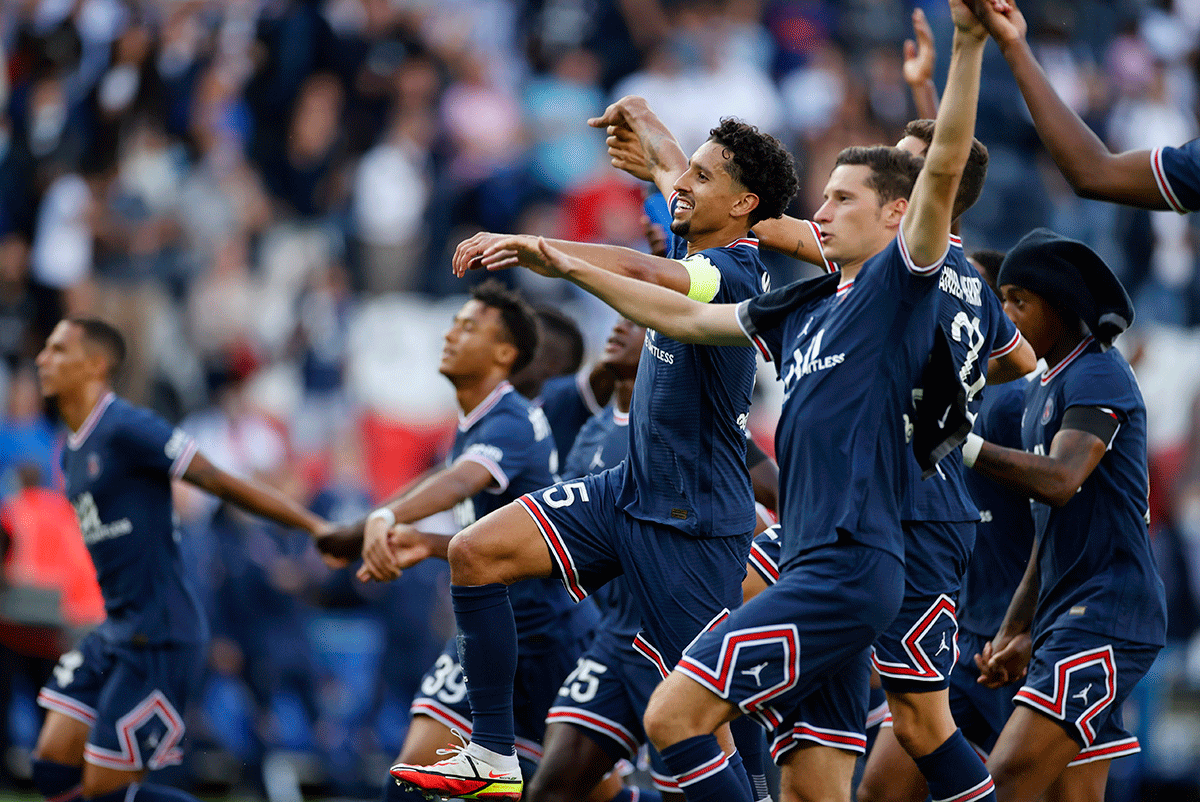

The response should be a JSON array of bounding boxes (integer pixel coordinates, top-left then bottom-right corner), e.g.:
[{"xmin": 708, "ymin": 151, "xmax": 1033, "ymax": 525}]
[
  {"xmin": 962, "ymin": 228, "xmax": 1166, "ymax": 802},
  {"xmin": 31, "ymin": 317, "xmax": 333, "ymax": 802},
  {"xmin": 468, "ymin": 6, "xmax": 991, "ymax": 802},
  {"xmin": 388, "ymin": 108, "xmax": 798, "ymax": 801},
  {"xmin": 856, "ymin": 250, "xmax": 1038, "ymax": 802},
  {"xmin": 317, "ymin": 281, "xmax": 595, "ymax": 802},
  {"xmin": 973, "ymin": 0, "xmax": 1200, "ymax": 213}
]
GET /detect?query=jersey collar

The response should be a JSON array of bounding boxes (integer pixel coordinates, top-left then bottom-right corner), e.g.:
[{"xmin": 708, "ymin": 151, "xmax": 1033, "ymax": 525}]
[
  {"xmin": 68, "ymin": 391, "xmax": 116, "ymax": 451},
  {"xmin": 459, "ymin": 381, "xmax": 514, "ymax": 431},
  {"xmin": 1040, "ymin": 335, "xmax": 1095, "ymax": 385}
]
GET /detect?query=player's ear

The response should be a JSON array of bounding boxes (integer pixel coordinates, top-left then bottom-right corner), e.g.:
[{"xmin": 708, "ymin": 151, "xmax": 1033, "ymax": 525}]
[
  {"xmin": 495, "ymin": 341, "xmax": 519, "ymax": 373},
  {"xmin": 731, "ymin": 191, "xmax": 760, "ymax": 221},
  {"xmin": 882, "ymin": 196, "xmax": 908, "ymax": 228}
]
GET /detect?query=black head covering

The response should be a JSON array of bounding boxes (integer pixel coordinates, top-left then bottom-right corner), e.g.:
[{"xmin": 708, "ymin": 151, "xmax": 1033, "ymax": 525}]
[{"xmin": 997, "ymin": 228, "xmax": 1134, "ymax": 346}]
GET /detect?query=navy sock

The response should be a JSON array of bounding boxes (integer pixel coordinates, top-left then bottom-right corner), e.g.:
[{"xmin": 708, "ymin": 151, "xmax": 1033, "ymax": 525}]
[
  {"xmin": 912, "ymin": 729, "xmax": 996, "ymax": 802},
  {"xmin": 729, "ymin": 715, "xmax": 770, "ymax": 801},
  {"xmin": 659, "ymin": 735, "xmax": 752, "ymax": 802},
  {"xmin": 31, "ymin": 759, "xmax": 81, "ymax": 802},
  {"xmin": 611, "ymin": 786, "xmax": 664, "ymax": 801},
  {"xmin": 451, "ymin": 583, "xmax": 517, "ymax": 755},
  {"xmin": 87, "ymin": 784, "xmax": 202, "ymax": 802},
  {"xmin": 726, "ymin": 751, "xmax": 752, "ymax": 800}
]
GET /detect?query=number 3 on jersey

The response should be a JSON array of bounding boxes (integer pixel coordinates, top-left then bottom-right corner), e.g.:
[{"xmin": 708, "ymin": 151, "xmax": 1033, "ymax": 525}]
[
  {"xmin": 558, "ymin": 657, "xmax": 608, "ymax": 703},
  {"xmin": 420, "ymin": 653, "xmax": 467, "ymax": 704}
]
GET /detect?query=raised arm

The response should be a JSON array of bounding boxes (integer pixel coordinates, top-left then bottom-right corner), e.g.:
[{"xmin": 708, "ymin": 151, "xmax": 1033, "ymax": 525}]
[
  {"xmin": 484, "ymin": 237, "xmax": 749, "ymax": 346},
  {"xmin": 973, "ymin": 0, "xmax": 1168, "ymax": 208},
  {"xmin": 182, "ymin": 451, "xmax": 329, "ymax": 537},
  {"xmin": 589, "ymin": 95, "xmax": 689, "ymax": 202},
  {"xmin": 904, "ymin": 7, "xmax": 940, "ymax": 120},
  {"xmin": 986, "ymin": 335, "xmax": 1037, "ymax": 384},
  {"xmin": 901, "ymin": 0, "xmax": 986, "ymax": 265}
]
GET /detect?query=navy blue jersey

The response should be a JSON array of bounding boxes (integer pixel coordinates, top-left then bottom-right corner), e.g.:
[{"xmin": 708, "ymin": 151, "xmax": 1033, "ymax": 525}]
[
  {"xmin": 904, "ymin": 238, "xmax": 1021, "ymax": 523},
  {"xmin": 1022, "ymin": 339, "xmax": 1166, "ymax": 647},
  {"xmin": 561, "ymin": 405, "xmax": 629, "ymax": 481},
  {"xmin": 451, "ymin": 381, "xmax": 575, "ymax": 639},
  {"xmin": 1152, "ymin": 138, "xmax": 1200, "ymax": 213},
  {"xmin": 958, "ymin": 379, "xmax": 1035, "ymax": 638},
  {"xmin": 561, "ymin": 403, "xmax": 642, "ymax": 656},
  {"xmin": 539, "ymin": 372, "xmax": 603, "ymax": 460},
  {"xmin": 738, "ymin": 231, "xmax": 946, "ymax": 567},
  {"xmin": 61, "ymin": 393, "xmax": 206, "ymax": 645},
  {"xmin": 617, "ymin": 198, "xmax": 768, "ymax": 539}
]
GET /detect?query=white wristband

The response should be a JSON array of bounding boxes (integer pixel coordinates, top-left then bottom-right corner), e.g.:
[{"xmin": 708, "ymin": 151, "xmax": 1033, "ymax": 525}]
[
  {"xmin": 368, "ymin": 507, "xmax": 396, "ymax": 528},
  {"xmin": 962, "ymin": 433, "xmax": 984, "ymax": 469}
]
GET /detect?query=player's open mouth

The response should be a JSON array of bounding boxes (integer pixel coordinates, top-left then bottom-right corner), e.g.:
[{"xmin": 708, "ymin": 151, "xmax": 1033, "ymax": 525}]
[{"xmin": 675, "ymin": 198, "xmax": 694, "ymax": 212}]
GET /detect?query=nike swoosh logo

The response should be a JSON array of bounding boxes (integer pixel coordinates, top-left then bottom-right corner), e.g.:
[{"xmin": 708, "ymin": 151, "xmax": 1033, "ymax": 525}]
[
  {"xmin": 938, "ymin": 406, "xmax": 950, "ymax": 429},
  {"xmin": 488, "ymin": 771, "xmax": 512, "ymax": 779}
]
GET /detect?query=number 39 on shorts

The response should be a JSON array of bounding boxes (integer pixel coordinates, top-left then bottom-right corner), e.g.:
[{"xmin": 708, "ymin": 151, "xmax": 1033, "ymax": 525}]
[{"xmin": 542, "ymin": 481, "xmax": 590, "ymax": 509}]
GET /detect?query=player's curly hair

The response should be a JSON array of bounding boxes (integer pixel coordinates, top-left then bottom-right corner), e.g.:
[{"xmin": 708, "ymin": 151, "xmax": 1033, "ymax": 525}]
[
  {"xmin": 471, "ymin": 280, "xmax": 539, "ymax": 377},
  {"xmin": 834, "ymin": 146, "xmax": 924, "ymax": 205},
  {"xmin": 708, "ymin": 118, "xmax": 799, "ymax": 225},
  {"xmin": 903, "ymin": 119, "xmax": 989, "ymax": 221}
]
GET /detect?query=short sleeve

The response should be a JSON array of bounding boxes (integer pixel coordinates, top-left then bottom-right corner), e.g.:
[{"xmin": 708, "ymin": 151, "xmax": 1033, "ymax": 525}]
[
  {"xmin": 1058, "ymin": 357, "xmax": 1137, "ymax": 425},
  {"xmin": 872, "ymin": 233, "xmax": 948, "ymax": 304},
  {"xmin": 117, "ymin": 409, "xmax": 197, "ymax": 479},
  {"xmin": 1152, "ymin": 140, "xmax": 1200, "ymax": 214},
  {"xmin": 984, "ymin": 288, "xmax": 1021, "ymax": 360},
  {"xmin": 456, "ymin": 412, "xmax": 540, "ymax": 493}
]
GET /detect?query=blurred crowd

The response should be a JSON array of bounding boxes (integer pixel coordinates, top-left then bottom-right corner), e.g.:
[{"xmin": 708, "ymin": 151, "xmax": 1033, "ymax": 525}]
[{"xmin": 0, "ymin": 0, "xmax": 1198, "ymax": 798}]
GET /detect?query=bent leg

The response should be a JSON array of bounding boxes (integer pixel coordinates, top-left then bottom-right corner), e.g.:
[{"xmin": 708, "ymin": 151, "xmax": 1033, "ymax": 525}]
[
  {"xmin": 988, "ymin": 706, "xmax": 1081, "ymax": 802},
  {"xmin": 446, "ymin": 503, "xmax": 557, "ymax": 757},
  {"xmin": 1044, "ymin": 758, "xmax": 1110, "ymax": 802},
  {"xmin": 524, "ymin": 722, "xmax": 618, "ymax": 802},
  {"xmin": 778, "ymin": 743, "xmax": 856, "ymax": 802},
  {"xmin": 643, "ymin": 674, "xmax": 749, "ymax": 802},
  {"xmin": 855, "ymin": 724, "xmax": 927, "ymax": 802},
  {"xmin": 33, "ymin": 711, "xmax": 89, "ymax": 802}
]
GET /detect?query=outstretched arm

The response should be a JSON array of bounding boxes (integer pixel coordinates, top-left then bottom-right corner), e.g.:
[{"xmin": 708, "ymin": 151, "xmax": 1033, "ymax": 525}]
[
  {"xmin": 455, "ymin": 232, "xmax": 693, "ymax": 295},
  {"xmin": 973, "ymin": 0, "xmax": 1168, "ymax": 208},
  {"xmin": 483, "ymin": 237, "xmax": 749, "ymax": 346},
  {"xmin": 183, "ymin": 452, "xmax": 330, "ymax": 537},
  {"xmin": 901, "ymin": 0, "xmax": 987, "ymax": 265},
  {"xmin": 589, "ymin": 95, "xmax": 689, "ymax": 202}
]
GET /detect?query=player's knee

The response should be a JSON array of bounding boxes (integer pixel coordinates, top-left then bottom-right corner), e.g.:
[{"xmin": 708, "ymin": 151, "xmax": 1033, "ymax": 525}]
[
  {"xmin": 643, "ymin": 683, "xmax": 702, "ymax": 749},
  {"xmin": 447, "ymin": 527, "xmax": 503, "ymax": 584}
]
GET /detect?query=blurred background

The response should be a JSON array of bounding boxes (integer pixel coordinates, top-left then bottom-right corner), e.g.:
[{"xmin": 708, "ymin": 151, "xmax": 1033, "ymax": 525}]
[{"xmin": 0, "ymin": 0, "xmax": 1198, "ymax": 799}]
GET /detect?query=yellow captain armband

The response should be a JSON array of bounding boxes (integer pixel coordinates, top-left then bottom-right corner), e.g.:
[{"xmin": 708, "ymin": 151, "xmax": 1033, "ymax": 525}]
[{"xmin": 681, "ymin": 254, "xmax": 722, "ymax": 302}]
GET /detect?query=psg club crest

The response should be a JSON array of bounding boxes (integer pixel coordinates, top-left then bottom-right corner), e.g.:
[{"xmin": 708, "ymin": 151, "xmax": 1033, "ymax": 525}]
[
  {"xmin": 87, "ymin": 452, "xmax": 102, "ymax": 479},
  {"xmin": 1041, "ymin": 397, "xmax": 1055, "ymax": 425}
]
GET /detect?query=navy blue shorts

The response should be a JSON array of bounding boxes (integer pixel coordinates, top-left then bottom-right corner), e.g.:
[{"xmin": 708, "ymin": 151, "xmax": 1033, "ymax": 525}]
[
  {"xmin": 1015, "ymin": 628, "xmax": 1159, "ymax": 763},
  {"xmin": 518, "ymin": 466, "xmax": 751, "ymax": 674},
  {"xmin": 948, "ymin": 629, "xmax": 1018, "ymax": 755},
  {"xmin": 677, "ymin": 543, "xmax": 903, "ymax": 760},
  {"xmin": 38, "ymin": 632, "xmax": 204, "ymax": 771},
  {"xmin": 873, "ymin": 520, "xmax": 973, "ymax": 693},
  {"xmin": 747, "ymin": 526, "xmax": 781, "ymax": 585},
  {"xmin": 545, "ymin": 630, "xmax": 678, "ymax": 792},
  {"xmin": 545, "ymin": 630, "xmax": 659, "ymax": 761},
  {"xmin": 412, "ymin": 621, "xmax": 589, "ymax": 765}
]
